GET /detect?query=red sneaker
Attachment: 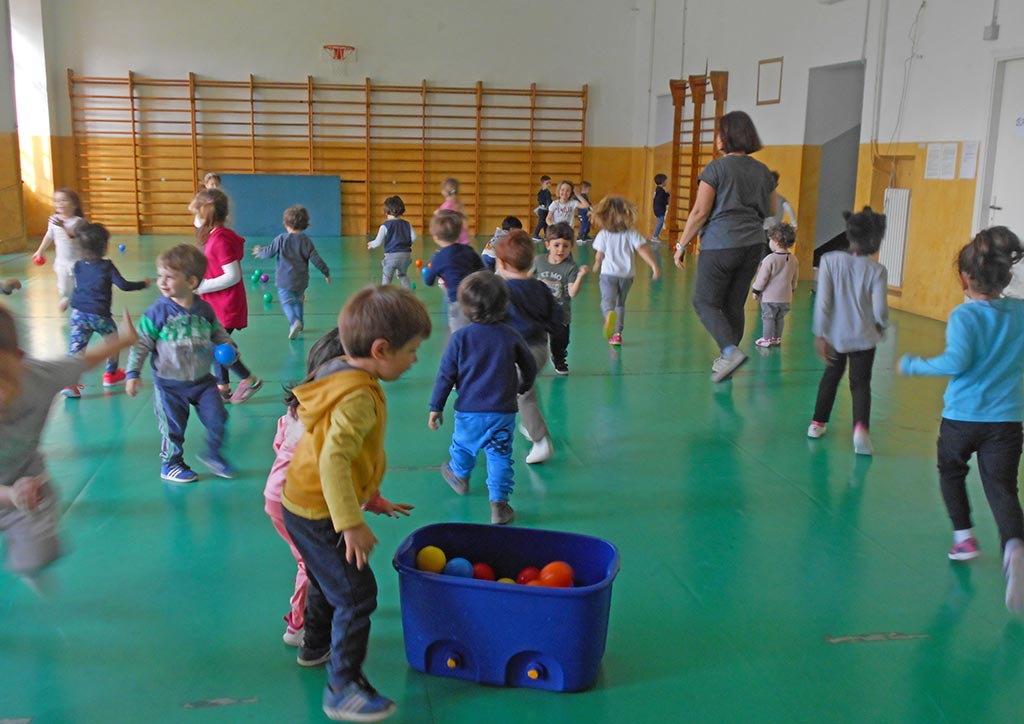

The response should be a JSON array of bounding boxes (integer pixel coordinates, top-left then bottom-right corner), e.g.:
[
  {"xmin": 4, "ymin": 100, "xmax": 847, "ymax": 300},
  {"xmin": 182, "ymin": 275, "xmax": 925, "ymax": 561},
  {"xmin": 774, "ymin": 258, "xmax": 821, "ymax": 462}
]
[{"xmin": 102, "ymin": 369, "xmax": 127, "ymax": 387}]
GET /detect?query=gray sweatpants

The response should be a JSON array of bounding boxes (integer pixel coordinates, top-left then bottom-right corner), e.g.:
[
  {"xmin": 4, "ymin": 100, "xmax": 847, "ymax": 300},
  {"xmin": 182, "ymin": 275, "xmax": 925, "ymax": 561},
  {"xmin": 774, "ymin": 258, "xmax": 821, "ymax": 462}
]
[
  {"xmin": 518, "ymin": 343, "xmax": 550, "ymax": 442},
  {"xmin": 381, "ymin": 252, "xmax": 412, "ymax": 288},
  {"xmin": 599, "ymin": 274, "xmax": 634, "ymax": 335},
  {"xmin": 0, "ymin": 479, "xmax": 60, "ymax": 575},
  {"xmin": 761, "ymin": 301, "xmax": 791, "ymax": 339}
]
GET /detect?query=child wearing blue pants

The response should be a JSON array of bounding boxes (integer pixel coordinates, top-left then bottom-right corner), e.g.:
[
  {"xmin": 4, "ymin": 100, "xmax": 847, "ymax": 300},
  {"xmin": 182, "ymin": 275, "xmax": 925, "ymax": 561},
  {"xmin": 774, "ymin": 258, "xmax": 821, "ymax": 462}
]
[
  {"xmin": 126, "ymin": 244, "xmax": 236, "ymax": 483},
  {"xmin": 252, "ymin": 205, "xmax": 331, "ymax": 340},
  {"xmin": 429, "ymin": 271, "xmax": 537, "ymax": 525}
]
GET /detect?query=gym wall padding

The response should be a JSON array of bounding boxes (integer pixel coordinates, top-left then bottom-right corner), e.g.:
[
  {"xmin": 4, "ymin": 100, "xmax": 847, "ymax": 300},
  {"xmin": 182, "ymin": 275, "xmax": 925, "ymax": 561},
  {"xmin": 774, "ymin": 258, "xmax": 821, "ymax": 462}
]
[{"xmin": 220, "ymin": 174, "xmax": 341, "ymax": 237}]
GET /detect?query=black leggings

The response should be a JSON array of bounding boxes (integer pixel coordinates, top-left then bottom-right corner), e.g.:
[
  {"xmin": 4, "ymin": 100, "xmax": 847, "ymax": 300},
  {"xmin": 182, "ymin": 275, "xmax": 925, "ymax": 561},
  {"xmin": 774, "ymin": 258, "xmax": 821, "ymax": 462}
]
[
  {"xmin": 692, "ymin": 245, "xmax": 764, "ymax": 351},
  {"xmin": 938, "ymin": 419, "xmax": 1024, "ymax": 548},
  {"xmin": 215, "ymin": 327, "xmax": 252, "ymax": 386},
  {"xmin": 812, "ymin": 347, "xmax": 876, "ymax": 427}
]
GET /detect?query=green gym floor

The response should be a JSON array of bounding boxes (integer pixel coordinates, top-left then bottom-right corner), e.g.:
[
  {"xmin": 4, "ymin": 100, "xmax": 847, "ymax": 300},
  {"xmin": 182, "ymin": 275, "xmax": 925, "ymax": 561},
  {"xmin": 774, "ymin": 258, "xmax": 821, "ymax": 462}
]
[{"xmin": 2, "ymin": 234, "xmax": 1023, "ymax": 724}]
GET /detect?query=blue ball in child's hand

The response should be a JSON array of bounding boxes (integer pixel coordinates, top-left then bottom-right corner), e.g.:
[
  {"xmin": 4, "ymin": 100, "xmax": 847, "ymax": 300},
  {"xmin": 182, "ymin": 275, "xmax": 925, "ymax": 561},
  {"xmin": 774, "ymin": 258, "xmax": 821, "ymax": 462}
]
[{"xmin": 214, "ymin": 343, "xmax": 238, "ymax": 366}]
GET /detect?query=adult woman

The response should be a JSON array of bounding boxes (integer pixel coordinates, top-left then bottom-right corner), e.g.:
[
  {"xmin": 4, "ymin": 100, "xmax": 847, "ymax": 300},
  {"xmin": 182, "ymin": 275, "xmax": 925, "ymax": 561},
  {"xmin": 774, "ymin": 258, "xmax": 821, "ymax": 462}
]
[{"xmin": 673, "ymin": 111, "xmax": 777, "ymax": 382}]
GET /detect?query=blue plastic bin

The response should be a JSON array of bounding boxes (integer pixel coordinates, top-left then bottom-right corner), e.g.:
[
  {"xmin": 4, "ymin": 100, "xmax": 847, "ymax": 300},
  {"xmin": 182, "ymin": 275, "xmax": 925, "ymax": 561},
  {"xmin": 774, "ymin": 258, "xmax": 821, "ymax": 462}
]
[{"xmin": 392, "ymin": 522, "xmax": 619, "ymax": 692}]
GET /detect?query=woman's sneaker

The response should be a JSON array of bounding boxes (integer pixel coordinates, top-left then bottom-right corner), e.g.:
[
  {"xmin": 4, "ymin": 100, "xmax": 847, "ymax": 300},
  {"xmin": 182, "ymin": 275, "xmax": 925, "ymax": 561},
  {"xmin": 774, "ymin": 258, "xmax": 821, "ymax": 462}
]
[
  {"xmin": 807, "ymin": 422, "xmax": 827, "ymax": 439},
  {"xmin": 710, "ymin": 348, "xmax": 747, "ymax": 383},
  {"xmin": 322, "ymin": 678, "xmax": 396, "ymax": 722}
]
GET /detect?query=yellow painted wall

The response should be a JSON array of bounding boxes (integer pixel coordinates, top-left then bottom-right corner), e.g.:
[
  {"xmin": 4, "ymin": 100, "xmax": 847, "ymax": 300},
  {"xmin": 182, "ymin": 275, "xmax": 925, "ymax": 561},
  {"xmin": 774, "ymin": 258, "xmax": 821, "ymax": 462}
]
[
  {"xmin": 755, "ymin": 145, "xmax": 810, "ymax": 278},
  {"xmin": 0, "ymin": 131, "xmax": 27, "ymax": 253},
  {"xmin": 854, "ymin": 142, "xmax": 975, "ymax": 321}
]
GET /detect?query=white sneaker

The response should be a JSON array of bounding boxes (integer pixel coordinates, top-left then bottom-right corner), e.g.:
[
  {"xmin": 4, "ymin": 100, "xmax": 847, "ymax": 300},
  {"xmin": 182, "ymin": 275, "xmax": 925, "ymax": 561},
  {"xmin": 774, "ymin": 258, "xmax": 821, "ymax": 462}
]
[
  {"xmin": 807, "ymin": 422, "xmax": 827, "ymax": 439},
  {"xmin": 1005, "ymin": 541, "xmax": 1024, "ymax": 613},
  {"xmin": 853, "ymin": 426, "xmax": 874, "ymax": 456},
  {"xmin": 518, "ymin": 424, "xmax": 532, "ymax": 440},
  {"xmin": 755, "ymin": 337, "xmax": 772, "ymax": 348},
  {"xmin": 282, "ymin": 626, "xmax": 304, "ymax": 647},
  {"xmin": 710, "ymin": 348, "xmax": 748, "ymax": 383},
  {"xmin": 525, "ymin": 436, "xmax": 553, "ymax": 464},
  {"xmin": 288, "ymin": 320, "xmax": 303, "ymax": 340}
]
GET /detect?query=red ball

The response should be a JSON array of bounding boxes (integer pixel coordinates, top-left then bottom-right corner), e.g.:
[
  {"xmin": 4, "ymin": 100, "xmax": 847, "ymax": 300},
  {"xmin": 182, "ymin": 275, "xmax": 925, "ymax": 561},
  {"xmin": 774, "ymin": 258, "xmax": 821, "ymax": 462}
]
[
  {"xmin": 472, "ymin": 562, "xmax": 495, "ymax": 581},
  {"xmin": 516, "ymin": 566, "xmax": 540, "ymax": 585},
  {"xmin": 539, "ymin": 561, "xmax": 574, "ymax": 588},
  {"xmin": 33, "ymin": 255, "xmax": 45, "ymax": 265},
  {"xmin": 526, "ymin": 579, "xmax": 545, "ymax": 586}
]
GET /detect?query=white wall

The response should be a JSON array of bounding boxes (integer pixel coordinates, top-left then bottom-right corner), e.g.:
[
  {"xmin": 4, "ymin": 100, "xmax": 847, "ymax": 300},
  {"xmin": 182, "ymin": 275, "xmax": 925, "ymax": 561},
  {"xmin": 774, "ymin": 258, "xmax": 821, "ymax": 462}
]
[
  {"xmin": 0, "ymin": 0, "xmax": 17, "ymax": 132},
  {"xmin": 39, "ymin": 0, "xmax": 645, "ymax": 146}
]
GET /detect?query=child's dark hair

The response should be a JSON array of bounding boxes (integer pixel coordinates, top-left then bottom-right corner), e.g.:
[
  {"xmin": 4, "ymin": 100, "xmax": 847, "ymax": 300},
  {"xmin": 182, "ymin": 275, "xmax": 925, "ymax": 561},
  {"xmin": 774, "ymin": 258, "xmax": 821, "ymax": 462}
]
[
  {"xmin": 384, "ymin": 196, "xmax": 406, "ymax": 217},
  {"xmin": 540, "ymin": 175, "xmax": 551, "ymax": 183},
  {"xmin": 55, "ymin": 188, "xmax": 84, "ymax": 218},
  {"xmin": 458, "ymin": 270, "xmax": 509, "ymax": 324},
  {"xmin": 654, "ymin": 173, "xmax": 667, "ymax": 185},
  {"xmin": 501, "ymin": 216, "xmax": 523, "ymax": 231},
  {"xmin": 957, "ymin": 226, "xmax": 1024, "ymax": 297},
  {"xmin": 283, "ymin": 328, "xmax": 344, "ymax": 413},
  {"xmin": 77, "ymin": 223, "xmax": 111, "ymax": 261},
  {"xmin": 284, "ymin": 205, "xmax": 310, "ymax": 231},
  {"xmin": 495, "ymin": 229, "xmax": 535, "ymax": 271},
  {"xmin": 547, "ymin": 222, "xmax": 575, "ymax": 243},
  {"xmin": 157, "ymin": 243, "xmax": 208, "ymax": 282},
  {"xmin": 718, "ymin": 111, "xmax": 763, "ymax": 154},
  {"xmin": 591, "ymin": 195, "xmax": 638, "ymax": 233},
  {"xmin": 191, "ymin": 189, "xmax": 230, "ymax": 246},
  {"xmin": 770, "ymin": 170, "xmax": 781, "ymax": 184},
  {"xmin": 580, "ymin": 180, "xmax": 591, "ymax": 190},
  {"xmin": 767, "ymin": 223, "xmax": 796, "ymax": 249},
  {"xmin": 338, "ymin": 286, "xmax": 432, "ymax": 358},
  {"xmin": 431, "ymin": 210, "xmax": 464, "ymax": 243},
  {"xmin": 843, "ymin": 206, "xmax": 886, "ymax": 255}
]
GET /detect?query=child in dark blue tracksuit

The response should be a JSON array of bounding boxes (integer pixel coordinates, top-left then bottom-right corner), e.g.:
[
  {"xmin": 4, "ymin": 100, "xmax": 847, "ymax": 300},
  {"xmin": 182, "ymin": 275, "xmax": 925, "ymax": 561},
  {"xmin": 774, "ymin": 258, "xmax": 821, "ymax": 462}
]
[
  {"xmin": 429, "ymin": 271, "xmax": 537, "ymax": 525},
  {"xmin": 533, "ymin": 176, "xmax": 553, "ymax": 240},
  {"xmin": 126, "ymin": 244, "xmax": 235, "ymax": 484},
  {"xmin": 251, "ymin": 205, "xmax": 331, "ymax": 340},
  {"xmin": 65, "ymin": 223, "xmax": 149, "ymax": 395},
  {"xmin": 367, "ymin": 195, "xmax": 417, "ymax": 288},
  {"xmin": 576, "ymin": 181, "xmax": 593, "ymax": 242},
  {"xmin": 423, "ymin": 210, "xmax": 483, "ymax": 332}
]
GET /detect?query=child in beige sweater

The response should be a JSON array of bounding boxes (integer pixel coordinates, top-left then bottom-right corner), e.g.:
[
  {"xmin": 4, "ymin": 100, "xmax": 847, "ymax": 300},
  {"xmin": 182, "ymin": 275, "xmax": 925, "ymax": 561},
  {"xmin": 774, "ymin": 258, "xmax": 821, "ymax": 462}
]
[{"xmin": 752, "ymin": 223, "xmax": 798, "ymax": 347}]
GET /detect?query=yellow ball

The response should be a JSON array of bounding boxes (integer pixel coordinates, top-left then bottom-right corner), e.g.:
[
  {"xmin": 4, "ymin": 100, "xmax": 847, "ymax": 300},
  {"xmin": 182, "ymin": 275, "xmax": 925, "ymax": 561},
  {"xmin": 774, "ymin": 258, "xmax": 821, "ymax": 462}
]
[
  {"xmin": 496, "ymin": 577, "xmax": 516, "ymax": 584},
  {"xmin": 415, "ymin": 545, "xmax": 447, "ymax": 573}
]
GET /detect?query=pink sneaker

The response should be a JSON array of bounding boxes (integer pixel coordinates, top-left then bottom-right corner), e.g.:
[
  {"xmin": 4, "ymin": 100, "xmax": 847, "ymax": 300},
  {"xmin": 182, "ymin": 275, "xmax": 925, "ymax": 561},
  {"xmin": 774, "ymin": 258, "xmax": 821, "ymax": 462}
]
[
  {"xmin": 230, "ymin": 377, "xmax": 263, "ymax": 404},
  {"xmin": 771, "ymin": 337, "xmax": 782, "ymax": 346},
  {"xmin": 61, "ymin": 384, "xmax": 84, "ymax": 398},
  {"xmin": 609, "ymin": 333, "xmax": 622, "ymax": 346},
  {"xmin": 949, "ymin": 538, "xmax": 980, "ymax": 561},
  {"xmin": 755, "ymin": 337, "xmax": 772, "ymax": 348}
]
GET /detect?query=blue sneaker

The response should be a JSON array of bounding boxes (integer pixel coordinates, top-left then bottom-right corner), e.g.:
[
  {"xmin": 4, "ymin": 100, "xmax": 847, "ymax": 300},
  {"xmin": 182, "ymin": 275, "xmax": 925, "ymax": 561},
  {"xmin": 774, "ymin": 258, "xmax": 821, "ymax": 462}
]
[
  {"xmin": 161, "ymin": 463, "xmax": 199, "ymax": 484},
  {"xmin": 196, "ymin": 454, "xmax": 236, "ymax": 479},
  {"xmin": 323, "ymin": 679, "xmax": 396, "ymax": 722}
]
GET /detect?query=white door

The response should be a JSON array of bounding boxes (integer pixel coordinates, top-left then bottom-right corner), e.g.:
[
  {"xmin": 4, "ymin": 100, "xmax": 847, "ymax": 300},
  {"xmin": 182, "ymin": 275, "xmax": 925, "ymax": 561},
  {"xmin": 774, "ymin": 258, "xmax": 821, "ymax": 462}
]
[{"xmin": 988, "ymin": 58, "xmax": 1024, "ymax": 297}]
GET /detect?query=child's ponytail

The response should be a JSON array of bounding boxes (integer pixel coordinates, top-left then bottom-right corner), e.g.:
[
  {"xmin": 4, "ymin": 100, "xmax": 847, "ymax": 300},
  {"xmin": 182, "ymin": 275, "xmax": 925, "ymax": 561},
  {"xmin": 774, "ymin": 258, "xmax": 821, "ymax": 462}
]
[{"xmin": 958, "ymin": 226, "xmax": 1024, "ymax": 296}]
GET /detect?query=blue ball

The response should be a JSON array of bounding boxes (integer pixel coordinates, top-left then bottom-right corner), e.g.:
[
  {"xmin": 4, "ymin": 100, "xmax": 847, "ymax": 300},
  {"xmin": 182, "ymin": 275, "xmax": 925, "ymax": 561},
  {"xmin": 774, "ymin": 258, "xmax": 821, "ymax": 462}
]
[
  {"xmin": 214, "ymin": 343, "xmax": 237, "ymax": 366},
  {"xmin": 421, "ymin": 268, "xmax": 429, "ymax": 281},
  {"xmin": 118, "ymin": 244, "xmax": 126, "ymax": 252},
  {"xmin": 443, "ymin": 557, "xmax": 474, "ymax": 578}
]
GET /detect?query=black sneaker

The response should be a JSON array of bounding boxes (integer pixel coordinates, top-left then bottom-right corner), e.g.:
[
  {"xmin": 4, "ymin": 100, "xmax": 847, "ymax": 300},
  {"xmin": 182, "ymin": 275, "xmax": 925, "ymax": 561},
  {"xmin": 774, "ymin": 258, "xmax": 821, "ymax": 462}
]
[
  {"xmin": 297, "ymin": 645, "xmax": 331, "ymax": 667},
  {"xmin": 553, "ymin": 362, "xmax": 569, "ymax": 376}
]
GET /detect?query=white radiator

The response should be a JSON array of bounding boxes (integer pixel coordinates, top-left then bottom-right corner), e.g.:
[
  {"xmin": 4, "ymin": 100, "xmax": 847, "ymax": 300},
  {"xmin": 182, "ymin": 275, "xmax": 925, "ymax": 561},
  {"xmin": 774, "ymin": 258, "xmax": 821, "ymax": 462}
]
[{"xmin": 879, "ymin": 188, "xmax": 911, "ymax": 287}]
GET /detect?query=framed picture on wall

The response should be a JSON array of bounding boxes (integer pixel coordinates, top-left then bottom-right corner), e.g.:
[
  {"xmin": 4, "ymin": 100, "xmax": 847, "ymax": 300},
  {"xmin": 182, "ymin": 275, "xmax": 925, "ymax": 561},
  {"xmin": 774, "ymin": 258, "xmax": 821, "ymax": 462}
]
[{"xmin": 757, "ymin": 57, "xmax": 783, "ymax": 105}]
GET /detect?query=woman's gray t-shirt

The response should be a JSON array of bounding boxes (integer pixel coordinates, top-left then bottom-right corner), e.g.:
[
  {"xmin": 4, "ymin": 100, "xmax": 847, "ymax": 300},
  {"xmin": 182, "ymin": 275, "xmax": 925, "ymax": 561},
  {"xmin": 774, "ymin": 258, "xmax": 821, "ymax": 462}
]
[{"xmin": 698, "ymin": 154, "xmax": 776, "ymax": 251}]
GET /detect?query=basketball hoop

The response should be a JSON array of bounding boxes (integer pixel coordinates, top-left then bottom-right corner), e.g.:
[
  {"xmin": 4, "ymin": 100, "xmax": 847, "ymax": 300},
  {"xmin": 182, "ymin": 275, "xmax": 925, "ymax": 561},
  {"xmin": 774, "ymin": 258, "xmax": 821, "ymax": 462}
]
[{"xmin": 323, "ymin": 44, "xmax": 355, "ymax": 61}]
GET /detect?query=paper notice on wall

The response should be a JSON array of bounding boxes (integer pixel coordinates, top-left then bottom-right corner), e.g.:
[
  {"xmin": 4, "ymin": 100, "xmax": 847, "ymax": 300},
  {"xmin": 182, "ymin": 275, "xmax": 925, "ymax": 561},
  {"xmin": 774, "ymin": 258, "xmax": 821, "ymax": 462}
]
[
  {"xmin": 924, "ymin": 143, "xmax": 957, "ymax": 180},
  {"xmin": 959, "ymin": 141, "xmax": 979, "ymax": 179}
]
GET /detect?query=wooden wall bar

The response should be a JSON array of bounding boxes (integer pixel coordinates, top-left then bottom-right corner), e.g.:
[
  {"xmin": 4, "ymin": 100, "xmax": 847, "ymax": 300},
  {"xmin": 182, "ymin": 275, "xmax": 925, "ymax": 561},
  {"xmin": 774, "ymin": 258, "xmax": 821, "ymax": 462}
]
[{"xmin": 68, "ymin": 71, "xmax": 587, "ymax": 236}]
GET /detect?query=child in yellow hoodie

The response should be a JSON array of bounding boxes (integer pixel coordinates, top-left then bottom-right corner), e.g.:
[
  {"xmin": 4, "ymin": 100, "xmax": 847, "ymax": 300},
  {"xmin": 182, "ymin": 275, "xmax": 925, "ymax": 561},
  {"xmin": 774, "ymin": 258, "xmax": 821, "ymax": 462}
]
[{"xmin": 281, "ymin": 285, "xmax": 431, "ymax": 723}]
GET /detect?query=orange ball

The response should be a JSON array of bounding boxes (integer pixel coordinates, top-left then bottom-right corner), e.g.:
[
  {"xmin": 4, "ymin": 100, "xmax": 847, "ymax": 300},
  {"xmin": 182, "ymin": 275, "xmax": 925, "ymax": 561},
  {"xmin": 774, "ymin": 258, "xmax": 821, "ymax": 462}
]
[
  {"xmin": 539, "ymin": 561, "xmax": 574, "ymax": 588},
  {"xmin": 415, "ymin": 259, "xmax": 423, "ymax": 268},
  {"xmin": 526, "ymin": 579, "xmax": 545, "ymax": 586}
]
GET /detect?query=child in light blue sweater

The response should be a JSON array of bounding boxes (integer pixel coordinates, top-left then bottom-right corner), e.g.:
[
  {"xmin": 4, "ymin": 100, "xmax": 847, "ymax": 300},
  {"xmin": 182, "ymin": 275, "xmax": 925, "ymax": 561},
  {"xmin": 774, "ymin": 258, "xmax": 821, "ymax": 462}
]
[{"xmin": 900, "ymin": 226, "xmax": 1024, "ymax": 613}]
